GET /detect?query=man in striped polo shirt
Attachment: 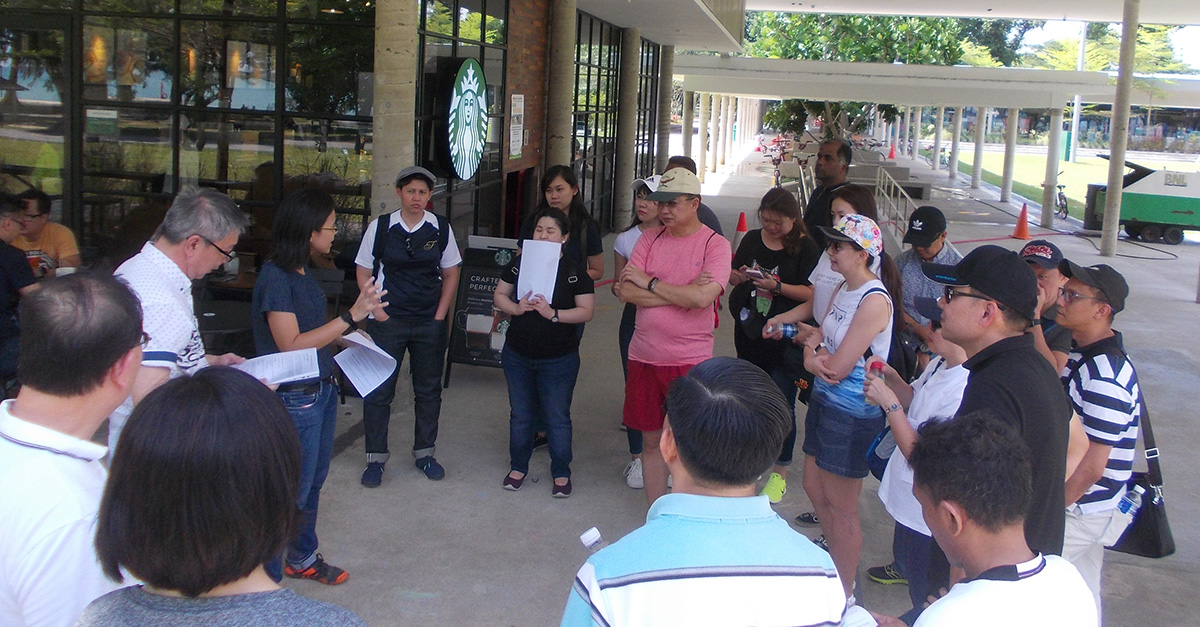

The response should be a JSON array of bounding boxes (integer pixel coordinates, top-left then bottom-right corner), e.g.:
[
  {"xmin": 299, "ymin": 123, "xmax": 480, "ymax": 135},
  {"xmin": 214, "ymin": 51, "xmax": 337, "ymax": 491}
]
[
  {"xmin": 561, "ymin": 357, "xmax": 847, "ymax": 627},
  {"xmin": 1056, "ymin": 261, "xmax": 1139, "ymax": 614}
]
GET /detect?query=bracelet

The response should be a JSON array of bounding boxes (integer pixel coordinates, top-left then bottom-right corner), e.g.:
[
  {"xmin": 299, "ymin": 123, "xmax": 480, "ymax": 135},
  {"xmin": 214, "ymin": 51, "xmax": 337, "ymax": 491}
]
[
  {"xmin": 647, "ymin": 277, "xmax": 661, "ymax": 293},
  {"xmin": 340, "ymin": 310, "xmax": 359, "ymax": 331}
]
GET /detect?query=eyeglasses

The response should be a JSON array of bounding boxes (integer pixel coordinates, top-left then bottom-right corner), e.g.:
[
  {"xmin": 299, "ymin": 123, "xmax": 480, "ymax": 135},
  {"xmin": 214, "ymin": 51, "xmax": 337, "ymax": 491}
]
[
  {"xmin": 1059, "ymin": 286, "xmax": 1107, "ymax": 306},
  {"xmin": 827, "ymin": 241, "xmax": 848, "ymax": 252},
  {"xmin": 133, "ymin": 332, "xmax": 151, "ymax": 350},
  {"xmin": 319, "ymin": 226, "xmax": 339, "ymax": 233},
  {"xmin": 200, "ymin": 236, "xmax": 236, "ymax": 262},
  {"xmin": 22, "ymin": 213, "xmax": 44, "ymax": 222},
  {"xmin": 943, "ymin": 286, "xmax": 994, "ymax": 305}
]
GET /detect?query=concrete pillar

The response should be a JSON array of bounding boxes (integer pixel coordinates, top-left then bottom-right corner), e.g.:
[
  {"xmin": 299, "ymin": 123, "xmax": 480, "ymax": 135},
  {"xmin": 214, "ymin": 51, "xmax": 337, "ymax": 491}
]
[
  {"xmin": 717, "ymin": 96, "xmax": 727, "ymax": 167},
  {"xmin": 655, "ymin": 45, "xmax": 674, "ymax": 173},
  {"xmin": 546, "ymin": 0, "xmax": 577, "ymax": 166},
  {"xmin": 932, "ymin": 105, "xmax": 944, "ymax": 170},
  {"xmin": 972, "ymin": 106, "xmax": 985, "ymax": 189},
  {"xmin": 708, "ymin": 93, "xmax": 719, "ymax": 173},
  {"xmin": 1070, "ymin": 24, "xmax": 1087, "ymax": 163},
  {"xmin": 949, "ymin": 107, "xmax": 962, "ymax": 180},
  {"xmin": 1000, "ymin": 107, "xmax": 1019, "ymax": 203},
  {"xmin": 697, "ymin": 93, "xmax": 709, "ymax": 181},
  {"xmin": 371, "ymin": 0, "xmax": 419, "ymax": 218},
  {"xmin": 1101, "ymin": 0, "xmax": 1139, "ymax": 257},
  {"xmin": 613, "ymin": 27, "xmax": 641, "ymax": 230},
  {"xmin": 725, "ymin": 97, "xmax": 736, "ymax": 158},
  {"xmin": 909, "ymin": 106, "xmax": 921, "ymax": 158},
  {"xmin": 1040, "ymin": 108, "xmax": 1065, "ymax": 227},
  {"xmin": 682, "ymin": 91, "xmax": 694, "ymax": 160}
]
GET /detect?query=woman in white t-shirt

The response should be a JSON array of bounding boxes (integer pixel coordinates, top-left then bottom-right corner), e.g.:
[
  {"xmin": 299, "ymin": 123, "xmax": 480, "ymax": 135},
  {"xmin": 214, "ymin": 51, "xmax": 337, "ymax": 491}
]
[
  {"xmin": 864, "ymin": 297, "xmax": 969, "ymax": 625},
  {"xmin": 613, "ymin": 176, "xmax": 661, "ymax": 490},
  {"xmin": 765, "ymin": 212, "xmax": 901, "ymax": 601}
]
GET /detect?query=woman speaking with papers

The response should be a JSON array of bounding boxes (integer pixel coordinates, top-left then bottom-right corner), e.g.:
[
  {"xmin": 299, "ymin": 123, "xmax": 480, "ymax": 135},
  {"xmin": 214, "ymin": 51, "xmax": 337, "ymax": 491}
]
[
  {"xmin": 251, "ymin": 189, "xmax": 386, "ymax": 585},
  {"xmin": 494, "ymin": 208, "xmax": 595, "ymax": 498}
]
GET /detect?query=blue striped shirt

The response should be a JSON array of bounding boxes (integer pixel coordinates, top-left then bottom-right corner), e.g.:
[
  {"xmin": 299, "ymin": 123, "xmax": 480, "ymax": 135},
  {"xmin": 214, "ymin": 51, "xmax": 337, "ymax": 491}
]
[{"xmin": 1061, "ymin": 332, "xmax": 1141, "ymax": 514}]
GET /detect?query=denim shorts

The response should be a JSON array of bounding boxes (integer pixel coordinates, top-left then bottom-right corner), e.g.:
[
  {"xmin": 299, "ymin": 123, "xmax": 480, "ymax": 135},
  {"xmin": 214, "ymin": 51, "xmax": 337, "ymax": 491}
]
[{"xmin": 802, "ymin": 382, "xmax": 886, "ymax": 479}]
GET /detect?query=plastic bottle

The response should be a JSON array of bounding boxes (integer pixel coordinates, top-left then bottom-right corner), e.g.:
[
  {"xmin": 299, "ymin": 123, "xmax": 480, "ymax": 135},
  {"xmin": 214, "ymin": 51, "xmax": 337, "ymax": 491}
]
[
  {"xmin": 580, "ymin": 527, "xmax": 608, "ymax": 554},
  {"xmin": 864, "ymin": 361, "xmax": 886, "ymax": 406},
  {"xmin": 1118, "ymin": 484, "xmax": 1147, "ymax": 516},
  {"xmin": 765, "ymin": 323, "xmax": 798, "ymax": 339}
]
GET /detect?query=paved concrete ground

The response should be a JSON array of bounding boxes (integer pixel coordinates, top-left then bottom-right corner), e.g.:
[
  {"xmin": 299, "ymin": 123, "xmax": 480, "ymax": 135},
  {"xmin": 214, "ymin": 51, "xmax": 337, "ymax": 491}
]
[{"xmin": 278, "ymin": 142, "xmax": 1200, "ymax": 626}]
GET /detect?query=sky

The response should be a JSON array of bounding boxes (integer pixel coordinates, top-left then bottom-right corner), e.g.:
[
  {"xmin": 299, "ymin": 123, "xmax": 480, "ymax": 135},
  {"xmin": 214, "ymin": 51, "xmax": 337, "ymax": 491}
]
[{"xmin": 1022, "ymin": 21, "xmax": 1200, "ymax": 71}]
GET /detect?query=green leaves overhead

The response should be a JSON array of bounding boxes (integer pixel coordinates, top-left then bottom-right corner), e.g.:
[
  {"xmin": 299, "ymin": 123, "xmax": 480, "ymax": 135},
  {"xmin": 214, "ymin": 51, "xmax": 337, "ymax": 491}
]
[{"xmin": 744, "ymin": 13, "xmax": 963, "ymax": 65}]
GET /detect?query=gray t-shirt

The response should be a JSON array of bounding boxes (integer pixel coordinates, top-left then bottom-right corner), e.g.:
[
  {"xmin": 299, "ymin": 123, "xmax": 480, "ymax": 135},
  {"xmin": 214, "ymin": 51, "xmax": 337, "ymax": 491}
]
[{"xmin": 77, "ymin": 586, "xmax": 366, "ymax": 626}]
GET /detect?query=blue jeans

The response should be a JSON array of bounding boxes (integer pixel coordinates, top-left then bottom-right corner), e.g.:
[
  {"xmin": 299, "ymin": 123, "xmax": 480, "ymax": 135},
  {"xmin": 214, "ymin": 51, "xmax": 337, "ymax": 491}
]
[
  {"xmin": 363, "ymin": 317, "xmax": 446, "ymax": 459},
  {"xmin": 503, "ymin": 345, "xmax": 578, "ymax": 479},
  {"xmin": 770, "ymin": 365, "xmax": 799, "ymax": 466},
  {"xmin": 266, "ymin": 380, "xmax": 338, "ymax": 580},
  {"xmin": 896, "ymin": 523, "xmax": 950, "ymax": 625}
]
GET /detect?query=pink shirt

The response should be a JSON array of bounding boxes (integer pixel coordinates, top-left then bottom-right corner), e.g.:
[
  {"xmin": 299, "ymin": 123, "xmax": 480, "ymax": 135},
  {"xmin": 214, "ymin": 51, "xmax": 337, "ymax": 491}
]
[{"xmin": 628, "ymin": 225, "xmax": 732, "ymax": 366}]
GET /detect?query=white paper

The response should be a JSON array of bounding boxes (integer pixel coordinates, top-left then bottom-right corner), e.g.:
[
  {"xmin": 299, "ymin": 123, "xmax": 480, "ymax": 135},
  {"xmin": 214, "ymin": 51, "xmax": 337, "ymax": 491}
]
[
  {"xmin": 334, "ymin": 332, "xmax": 397, "ymax": 396},
  {"xmin": 233, "ymin": 348, "xmax": 320, "ymax": 386},
  {"xmin": 841, "ymin": 605, "xmax": 879, "ymax": 627},
  {"xmin": 516, "ymin": 240, "xmax": 561, "ymax": 301}
]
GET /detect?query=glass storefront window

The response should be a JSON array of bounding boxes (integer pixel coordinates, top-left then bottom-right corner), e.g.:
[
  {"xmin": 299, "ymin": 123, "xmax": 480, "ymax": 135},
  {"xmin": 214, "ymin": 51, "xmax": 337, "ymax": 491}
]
[
  {"xmin": 483, "ymin": 0, "xmax": 505, "ymax": 45},
  {"xmin": 286, "ymin": 24, "xmax": 374, "ymax": 115},
  {"xmin": 286, "ymin": 0, "xmax": 375, "ymax": 20},
  {"xmin": 282, "ymin": 116, "xmax": 373, "ymax": 240},
  {"xmin": 424, "ymin": 1, "xmax": 453, "ymax": 38},
  {"xmin": 179, "ymin": 20, "xmax": 276, "ymax": 110},
  {"xmin": 182, "ymin": 0, "xmax": 278, "ymax": 17},
  {"xmin": 81, "ymin": 0, "xmax": 172, "ymax": 14},
  {"xmin": 82, "ymin": 17, "xmax": 173, "ymax": 105}
]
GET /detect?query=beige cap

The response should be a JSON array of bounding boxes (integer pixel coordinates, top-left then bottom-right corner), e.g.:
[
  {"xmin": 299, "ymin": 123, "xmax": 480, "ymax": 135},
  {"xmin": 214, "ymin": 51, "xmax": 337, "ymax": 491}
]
[{"xmin": 646, "ymin": 167, "xmax": 701, "ymax": 201}]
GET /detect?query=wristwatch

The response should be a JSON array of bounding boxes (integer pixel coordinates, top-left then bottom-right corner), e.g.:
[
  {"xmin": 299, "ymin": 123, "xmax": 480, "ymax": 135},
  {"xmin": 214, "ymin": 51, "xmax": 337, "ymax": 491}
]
[
  {"xmin": 340, "ymin": 310, "xmax": 359, "ymax": 331},
  {"xmin": 647, "ymin": 277, "xmax": 660, "ymax": 293},
  {"xmin": 772, "ymin": 280, "xmax": 783, "ymax": 295},
  {"xmin": 884, "ymin": 402, "xmax": 903, "ymax": 415},
  {"xmin": 551, "ymin": 309, "xmax": 559, "ymax": 323}
]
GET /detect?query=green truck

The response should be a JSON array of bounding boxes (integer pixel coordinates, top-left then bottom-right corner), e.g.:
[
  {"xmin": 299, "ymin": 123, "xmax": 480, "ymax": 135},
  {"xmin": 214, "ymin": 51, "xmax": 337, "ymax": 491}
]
[{"xmin": 1084, "ymin": 159, "xmax": 1200, "ymax": 245}]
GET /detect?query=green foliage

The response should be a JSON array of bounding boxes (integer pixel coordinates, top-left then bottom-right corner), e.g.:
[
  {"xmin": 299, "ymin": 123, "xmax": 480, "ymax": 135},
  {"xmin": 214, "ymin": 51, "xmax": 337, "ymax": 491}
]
[
  {"xmin": 744, "ymin": 13, "xmax": 963, "ymax": 65},
  {"xmin": 1023, "ymin": 24, "xmax": 1193, "ymax": 74},
  {"xmin": 959, "ymin": 40, "xmax": 1003, "ymax": 67},
  {"xmin": 763, "ymin": 100, "xmax": 807, "ymax": 135},
  {"xmin": 957, "ymin": 19, "xmax": 1043, "ymax": 67}
]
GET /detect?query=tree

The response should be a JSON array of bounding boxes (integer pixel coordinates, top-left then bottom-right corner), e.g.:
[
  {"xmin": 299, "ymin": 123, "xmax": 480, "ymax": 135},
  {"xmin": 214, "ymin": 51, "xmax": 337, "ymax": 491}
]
[
  {"xmin": 959, "ymin": 40, "xmax": 1003, "ymax": 68},
  {"xmin": 958, "ymin": 19, "xmax": 1044, "ymax": 67}
]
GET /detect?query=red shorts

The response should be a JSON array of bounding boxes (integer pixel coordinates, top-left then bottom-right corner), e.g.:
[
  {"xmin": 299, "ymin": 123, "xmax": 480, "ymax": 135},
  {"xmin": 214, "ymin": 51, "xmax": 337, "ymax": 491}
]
[{"xmin": 623, "ymin": 361, "xmax": 694, "ymax": 432}]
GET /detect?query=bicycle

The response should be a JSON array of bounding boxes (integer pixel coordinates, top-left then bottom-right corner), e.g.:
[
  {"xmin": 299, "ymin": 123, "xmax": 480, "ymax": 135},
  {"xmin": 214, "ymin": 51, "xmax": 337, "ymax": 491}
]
[{"xmin": 1055, "ymin": 184, "xmax": 1069, "ymax": 220}]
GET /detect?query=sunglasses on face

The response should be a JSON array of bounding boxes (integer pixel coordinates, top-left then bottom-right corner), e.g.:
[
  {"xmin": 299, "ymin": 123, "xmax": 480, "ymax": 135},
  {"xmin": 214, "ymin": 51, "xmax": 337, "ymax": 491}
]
[{"xmin": 943, "ymin": 286, "xmax": 994, "ymax": 305}]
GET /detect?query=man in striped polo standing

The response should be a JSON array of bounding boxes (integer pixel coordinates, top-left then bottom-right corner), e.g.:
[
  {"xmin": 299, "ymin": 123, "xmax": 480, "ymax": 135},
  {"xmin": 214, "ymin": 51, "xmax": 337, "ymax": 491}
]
[{"xmin": 1056, "ymin": 260, "xmax": 1139, "ymax": 616}]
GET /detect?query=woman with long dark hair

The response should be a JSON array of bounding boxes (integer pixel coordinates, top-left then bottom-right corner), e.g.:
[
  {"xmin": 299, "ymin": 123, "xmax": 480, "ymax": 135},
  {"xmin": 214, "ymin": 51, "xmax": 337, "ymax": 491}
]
[
  {"xmin": 728, "ymin": 187, "xmax": 821, "ymax": 503},
  {"xmin": 250, "ymin": 188, "xmax": 384, "ymax": 585},
  {"xmin": 765, "ymin": 213, "xmax": 900, "ymax": 602},
  {"xmin": 613, "ymin": 176, "xmax": 661, "ymax": 489},
  {"xmin": 495, "ymin": 207, "xmax": 595, "ymax": 497},
  {"xmin": 522, "ymin": 165, "xmax": 604, "ymax": 281}
]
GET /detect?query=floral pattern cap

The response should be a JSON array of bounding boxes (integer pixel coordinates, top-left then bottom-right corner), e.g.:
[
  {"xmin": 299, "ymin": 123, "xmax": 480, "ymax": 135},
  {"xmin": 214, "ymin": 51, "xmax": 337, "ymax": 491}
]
[{"xmin": 823, "ymin": 213, "xmax": 883, "ymax": 257}]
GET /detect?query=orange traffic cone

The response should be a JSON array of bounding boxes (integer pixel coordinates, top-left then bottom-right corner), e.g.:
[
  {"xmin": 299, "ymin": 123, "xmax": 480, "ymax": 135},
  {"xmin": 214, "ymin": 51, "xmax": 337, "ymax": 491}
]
[
  {"xmin": 1011, "ymin": 203, "xmax": 1032, "ymax": 240},
  {"xmin": 888, "ymin": 144, "xmax": 896, "ymax": 160},
  {"xmin": 733, "ymin": 212, "xmax": 748, "ymax": 252}
]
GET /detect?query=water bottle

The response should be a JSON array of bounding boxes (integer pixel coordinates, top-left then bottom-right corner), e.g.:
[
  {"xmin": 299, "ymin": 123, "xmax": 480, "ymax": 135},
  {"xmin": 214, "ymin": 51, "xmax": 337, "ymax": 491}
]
[
  {"xmin": 1118, "ymin": 484, "xmax": 1146, "ymax": 516},
  {"xmin": 864, "ymin": 361, "xmax": 886, "ymax": 406},
  {"xmin": 765, "ymin": 323, "xmax": 798, "ymax": 339},
  {"xmin": 580, "ymin": 527, "xmax": 608, "ymax": 554}
]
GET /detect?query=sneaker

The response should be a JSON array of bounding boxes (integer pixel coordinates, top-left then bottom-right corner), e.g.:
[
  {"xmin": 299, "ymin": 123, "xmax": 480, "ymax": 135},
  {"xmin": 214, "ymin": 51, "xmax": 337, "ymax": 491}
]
[
  {"xmin": 760, "ymin": 472, "xmax": 786, "ymax": 504},
  {"xmin": 532, "ymin": 433, "xmax": 549, "ymax": 450},
  {"xmin": 624, "ymin": 458, "xmax": 644, "ymax": 489},
  {"xmin": 415, "ymin": 456, "xmax": 445, "ymax": 481},
  {"xmin": 795, "ymin": 511, "xmax": 820, "ymax": 526},
  {"xmin": 811, "ymin": 534, "xmax": 829, "ymax": 552},
  {"xmin": 552, "ymin": 479, "xmax": 572, "ymax": 498},
  {"xmin": 867, "ymin": 561, "xmax": 908, "ymax": 586},
  {"xmin": 361, "ymin": 462, "xmax": 384, "ymax": 488},
  {"xmin": 284, "ymin": 554, "xmax": 348, "ymax": 585},
  {"xmin": 502, "ymin": 472, "xmax": 524, "ymax": 491}
]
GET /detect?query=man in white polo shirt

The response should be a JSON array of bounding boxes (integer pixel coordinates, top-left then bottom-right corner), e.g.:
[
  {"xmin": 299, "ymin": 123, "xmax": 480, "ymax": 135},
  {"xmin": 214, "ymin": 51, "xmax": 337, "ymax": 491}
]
[
  {"xmin": 107, "ymin": 187, "xmax": 248, "ymax": 452},
  {"xmin": 0, "ymin": 275, "xmax": 145, "ymax": 626}
]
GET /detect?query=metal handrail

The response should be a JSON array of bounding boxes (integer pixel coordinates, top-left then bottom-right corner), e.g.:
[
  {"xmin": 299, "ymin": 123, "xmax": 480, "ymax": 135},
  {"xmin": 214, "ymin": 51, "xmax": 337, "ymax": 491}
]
[{"xmin": 874, "ymin": 166, "xmax": 917, "ymax": 245}]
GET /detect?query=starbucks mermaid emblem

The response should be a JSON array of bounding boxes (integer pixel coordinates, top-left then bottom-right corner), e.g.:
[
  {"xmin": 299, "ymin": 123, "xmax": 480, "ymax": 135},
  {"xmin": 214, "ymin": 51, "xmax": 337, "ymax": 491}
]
[{"xmin": 448, "ymin": 59, "xmax": 489, "ymax": 179}]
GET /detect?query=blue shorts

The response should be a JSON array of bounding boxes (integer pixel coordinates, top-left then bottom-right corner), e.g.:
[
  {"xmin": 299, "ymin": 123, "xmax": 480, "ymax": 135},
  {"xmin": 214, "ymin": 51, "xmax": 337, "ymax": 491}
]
[{"xmin": 801, "ymin": 379, "xmax": 886, "ymax": 479}]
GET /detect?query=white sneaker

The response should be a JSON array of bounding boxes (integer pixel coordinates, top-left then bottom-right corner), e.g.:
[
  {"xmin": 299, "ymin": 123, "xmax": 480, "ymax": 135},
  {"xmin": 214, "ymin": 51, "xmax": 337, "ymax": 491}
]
[{"xmin": 624, "ymin": 458, "xmax": 644, "ymax": 489}]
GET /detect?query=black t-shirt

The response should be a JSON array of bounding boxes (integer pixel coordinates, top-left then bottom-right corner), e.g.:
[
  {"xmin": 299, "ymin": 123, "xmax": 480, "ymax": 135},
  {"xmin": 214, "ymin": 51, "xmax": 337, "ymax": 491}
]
[
  {"xmin": 518, "ymin": 214, "xmax": 603, "ymax": 267},
  {"xmin": 502, "ymin": 255, "xmax": 594, "ymax": 359},
  {"xmin": 957, "ymin": 333, "xmax": 1072, "ymax": 556},
  {"xmin": 729, "ymin": 230, "xmax": 821, "ymax": 371},
  {"xmin": 0, "ymin": 241, "xmax": 35, "ymax": 342},
  {"xmin": 802, "ymin": 182, "xmax": 848, "ymax": 249}
]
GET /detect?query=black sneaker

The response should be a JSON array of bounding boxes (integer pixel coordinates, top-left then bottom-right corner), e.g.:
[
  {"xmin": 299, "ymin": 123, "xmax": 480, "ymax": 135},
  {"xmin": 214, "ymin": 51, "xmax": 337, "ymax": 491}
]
[
  {"xmin": 415, "ymin": 456, "xmax": 445, "ymax": 481},
  {"xmin": 868, "ymin": 561, "xmax": 908, "ymax": 585},
  {"xmin": 795, "ymin": 511, "xmax": 820, "ymax": 526},
  {"xmin": 532, "ymin": 433, "xmax": 549, "ymax": 450},
  {"xmin": 361, "ymin": 462, "xmax": 384, "ymax": 488},
  {"xmin": 284, "ymin": 553, "xmax": 348, "ymax": 585}
]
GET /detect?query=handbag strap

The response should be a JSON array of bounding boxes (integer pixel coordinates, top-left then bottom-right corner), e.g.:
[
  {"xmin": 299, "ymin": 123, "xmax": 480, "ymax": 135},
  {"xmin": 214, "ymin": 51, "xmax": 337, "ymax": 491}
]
[{"xmin": 1137, "ymin": 388, "xmax": 1164, "ymax": 489}]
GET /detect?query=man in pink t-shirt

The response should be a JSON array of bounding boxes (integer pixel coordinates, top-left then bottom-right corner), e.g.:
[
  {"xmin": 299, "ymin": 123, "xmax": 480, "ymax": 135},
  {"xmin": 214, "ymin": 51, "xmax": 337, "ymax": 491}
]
[{"xmin": 616, "ymin": 167, "xmax": 732, "ymax": 506}]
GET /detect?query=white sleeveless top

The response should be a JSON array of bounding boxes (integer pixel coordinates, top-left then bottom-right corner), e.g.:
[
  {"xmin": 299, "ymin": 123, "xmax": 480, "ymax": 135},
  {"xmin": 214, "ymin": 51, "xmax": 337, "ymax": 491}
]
[{"xmin": 821, "ymin": 278, "xmax": 893, "ymax": 369}]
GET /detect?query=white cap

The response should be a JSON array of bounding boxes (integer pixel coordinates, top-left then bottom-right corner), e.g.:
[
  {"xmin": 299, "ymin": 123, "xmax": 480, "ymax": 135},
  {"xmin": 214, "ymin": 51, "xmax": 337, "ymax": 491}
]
[{"xmin": 630, "ymin": 175, "xmax": 660, "ymax": 193}]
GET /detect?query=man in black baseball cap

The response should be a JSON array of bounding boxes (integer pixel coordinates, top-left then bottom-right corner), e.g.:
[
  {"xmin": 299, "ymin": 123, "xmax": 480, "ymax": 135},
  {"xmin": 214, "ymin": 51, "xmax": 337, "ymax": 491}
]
[
  {"xmin": 1020, "ymin": 240, "xmax": 1072, "ymax": 372},
  {"xmin": 896, "ymin": 206, "xmax": 961, "ymax": 363},
  {"xmin": 922, "ymin": 244, "xmax": 1084, "ymax": 558}
]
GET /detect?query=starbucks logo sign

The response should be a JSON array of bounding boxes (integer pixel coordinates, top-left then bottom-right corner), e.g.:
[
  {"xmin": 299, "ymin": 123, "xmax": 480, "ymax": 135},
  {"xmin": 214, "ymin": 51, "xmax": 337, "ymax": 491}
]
[{"xmin": 448, "ymin": 59, "xmax": 489, "ymax": 180}]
